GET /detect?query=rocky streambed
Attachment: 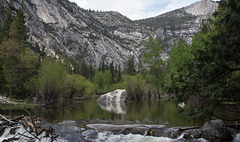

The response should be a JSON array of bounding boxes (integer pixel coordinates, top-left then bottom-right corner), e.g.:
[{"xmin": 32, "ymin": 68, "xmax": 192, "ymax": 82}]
[
  {"xmin": 81, "ymin": 119, "xmax": 239, "ymax": 142},
  {"xmin": 1, "ymin": 116, "xmax": 240, "ymax": 142}
]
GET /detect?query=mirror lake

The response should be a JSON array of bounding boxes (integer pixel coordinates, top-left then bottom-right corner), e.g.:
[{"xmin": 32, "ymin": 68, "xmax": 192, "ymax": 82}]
[{"xmin": 1, "ymin": 97, "xmax": 239, "ymax": 127}]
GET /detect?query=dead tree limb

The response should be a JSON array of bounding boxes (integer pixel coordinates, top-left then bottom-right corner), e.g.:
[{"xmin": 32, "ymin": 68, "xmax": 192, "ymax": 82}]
[
  {"xmin": 0, "ymin": 113, "xmax": 15, "ymax": 124},
  {"xmin": 26, "ymin": 109, "xmax": 38, "ymax": 136}
]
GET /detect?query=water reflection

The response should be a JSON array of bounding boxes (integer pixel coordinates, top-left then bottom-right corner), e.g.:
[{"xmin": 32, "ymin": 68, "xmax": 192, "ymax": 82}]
[
  {"xmin": 97, "ymin": 99, "xmax": 127, "ymax": 114},
  {"xmin": 0, "ymin": 99, "xmax": 208, "ymax": 126}
]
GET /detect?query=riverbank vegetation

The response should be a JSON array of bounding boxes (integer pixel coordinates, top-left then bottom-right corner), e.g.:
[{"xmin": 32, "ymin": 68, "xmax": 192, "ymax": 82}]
[
  {"xmin": 0, "ymin": 0, "xmax": 239, "ymax": 121},
  {"xmin": 165, "ymin": 0, "xmax": 240, "ymax": 120},
  {"xmin": 123, "ymin": 0, "xmax": 240, "ymax": 120}
]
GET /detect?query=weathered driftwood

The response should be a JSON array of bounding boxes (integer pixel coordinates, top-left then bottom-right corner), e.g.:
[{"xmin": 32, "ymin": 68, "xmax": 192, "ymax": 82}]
[
  {"xmin": 0, "ymin": 114, "xmax": 16, "ymax": 124},
  {"xmin": 0, "ymin": 113, "xmax": 58, "ymax": 141}
]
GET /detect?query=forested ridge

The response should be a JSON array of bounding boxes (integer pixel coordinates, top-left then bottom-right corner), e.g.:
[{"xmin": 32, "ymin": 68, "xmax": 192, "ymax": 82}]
[{"xmin": 0, "ymin": 0, "xmax": 239, "ymax": 121}]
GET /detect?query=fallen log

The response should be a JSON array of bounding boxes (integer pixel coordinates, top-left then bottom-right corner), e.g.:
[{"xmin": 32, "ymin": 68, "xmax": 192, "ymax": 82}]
[{"xmin": 179, "ymin": 126, "xmax": 201, "ymax": 131}]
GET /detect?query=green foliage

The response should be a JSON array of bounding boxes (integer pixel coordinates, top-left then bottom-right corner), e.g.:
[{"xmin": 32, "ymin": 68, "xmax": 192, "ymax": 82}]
[
  {"xmin": 15, "ymin": 7, "xmax": 27, "ymax": 44},
  {"xmin": 98, "ymin": 60, "xmax": 107, "ymax": 72},
  {"xmin": 164, "ymin": 0, "xmax": 240, "ymax": 120},
  {"xmin": 125, "ymin": 55, "xmax": 136, "ymax": 75},
  {"xmin": 109, "ymin": 61, "xmax": 115, "ymax": 83},
  {"xmin": 116, "ymin": 64, "xmax": 122, "ymax": 82},
  {"xmin": 0, "ymin": 104, "xmax": 36, "ymax": 110},
  {"xmin": 164, "ymin": 40, "xmax": 194, "ymax": 95},
  {"xmin": 191, "ymin": 0, "xmax": 240, "ymax": 104},
  {"xmin": 4, "ymin": 56, "xmax": 21, "ymax": 96},
  {"xmin": 142, "ymin": 35, "xmax": 165, "ymax": 96},
  {"xmin": 65, "ymin": 74, "xmax": 94, "ymax": 99},
  {"xmin": 93, "ymin": 70, "xmax": 112, "ymax": 93},
  {"xmin": 37, "ymin": 58, "xmax": 67, "ymax": 105},
  {"xmin": 112, "ymin": 81, "xmax": 125, "ymax": 90},
  {"xmin": 124, "ymin": 74, "xmax": 150, "ymax": 101},
  {"xmin": 73, "ymin": 61, "xmax": 95, "ymax": 80},
  {"xmin": 169, "ymin": 40, "xmax": 193, "ymax": 68},
  {"xmin": 98, "ymin": 59, "xmax": 122, "ymax": 85},
  {"xmin": 0, "ymin": 64, "xmax": 6, "ymax": 92},
  {"xmin": 143, "ymin": 35, "xmax": 163, "ymax": 64},
  {"xmin": 0, "ymin": 6, "xmax": 40, "ymax": 98},
  {"xmin": 25, "ymin": 57, "xmax": 94, "ymax": 106},
  {"xmin": 99, "ymin": 60, "xmax": 107, "ymax": 72}
]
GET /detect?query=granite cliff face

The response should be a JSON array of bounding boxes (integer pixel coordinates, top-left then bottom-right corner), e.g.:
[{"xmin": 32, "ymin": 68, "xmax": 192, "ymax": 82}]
[
  {"xmin": 0, "ymin": 0, "xmax": 218, "ymax": 69},
  {"xmin": 185, "ymin": 0, "xmax": 218, "ymax": 16}
]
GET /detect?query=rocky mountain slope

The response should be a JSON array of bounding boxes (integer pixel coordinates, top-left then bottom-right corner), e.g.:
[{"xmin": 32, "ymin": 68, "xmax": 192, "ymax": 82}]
[
  {"xmin": 137, "ymin": 0, "xmax": 218, "ymax": 52},
  {"xmin": 0, "ymin": 0, "xmax": 218, "ymax": 69},
  {"xmin": 185, "ymin": 0, "xmax": 218, "ymax": 16}
]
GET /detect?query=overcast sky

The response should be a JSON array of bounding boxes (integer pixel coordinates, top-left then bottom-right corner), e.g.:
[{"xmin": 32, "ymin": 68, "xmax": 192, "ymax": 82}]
[{"xmin": 69, "ymin": 0, "xmax": 202, "ymax": 20}]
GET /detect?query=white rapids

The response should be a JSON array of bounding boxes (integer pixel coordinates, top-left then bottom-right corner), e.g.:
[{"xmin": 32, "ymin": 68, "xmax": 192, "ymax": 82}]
[{"xmin": 96, "ymin": 132, "xmax": 174, "ymax": 142}]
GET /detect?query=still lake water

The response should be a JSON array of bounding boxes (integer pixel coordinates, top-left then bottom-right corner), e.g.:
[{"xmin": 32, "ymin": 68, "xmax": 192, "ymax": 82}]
[
  {"xmin": 0, "ymin": 98, "xmax": 203, "ymax": 126},
  {"xmin": 1, "ymin": 97, "xmax": 239, "ymax": 126}
]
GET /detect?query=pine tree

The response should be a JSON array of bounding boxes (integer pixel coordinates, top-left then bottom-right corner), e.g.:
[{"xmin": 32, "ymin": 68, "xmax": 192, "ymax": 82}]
[
  {"xmin": 142, "ymin": 35, "xmax": 165, "ymax": 96},
  {"xmin": 117, "ymin": 64, "xmax": 122, "ymax": 82},
  {"xmin": 98, "ymin": 61, "xmax": 102, "ymax": 71},
  {"xmin": 110, "ymin": 61, "xmax": 115, "ymax": 83},
  {"xmin": 80, "ymin": 61, "xmax": 87, "ymax": 77},
  {"xmin": 105, "ymin": 62, "xmax": 109, "ymax": 70},
  {"xmin": 1, "ymin": 5, "xmax": 39, "ymax": 98},
  {"xmin": 0, "ymin": 63, "xmax": 6, "ymax": 92},
  {"xmin": 16, "ymin": 7, "xmax": 27, "ymax": 41},
  {"xmin": 15, "ymin": 6, "xmax": 28, "ymax": 57},
  {"xmin": 0, "ymin": 1, "xmax": 14, "ymax": 44},
  {"xmin": 114, "ymin": 64, "xmax": 118, "ymax": 78},
  {"xmin": 88, "ymin": 65, "xmax": 95, "ymax": 80},
  {"xmin": 3, "ymin": 20, "xmax": 25, "ymax": 97},
  {"xmin": 101, "ymin": 61, "xmax": 105, "ymax": 72},
  {"xmin": 126, "ymin": 55, "xmax": 136, "ymax": 75}
]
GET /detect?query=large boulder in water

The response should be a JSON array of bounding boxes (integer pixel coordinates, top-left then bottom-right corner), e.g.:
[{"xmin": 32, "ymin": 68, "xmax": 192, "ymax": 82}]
[
  {"xmin": 202, "ymin": 119, "xmax": 232, "ymax": 142},
  {"xmin": 97, "ymin": 89, "xmax": 127, "ymax": 114},
  {"xmin": 97, "ymin": 89, "xmax": 127, "ymax": 103}
]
